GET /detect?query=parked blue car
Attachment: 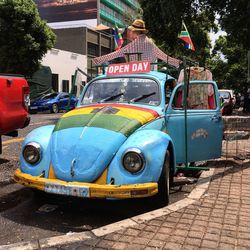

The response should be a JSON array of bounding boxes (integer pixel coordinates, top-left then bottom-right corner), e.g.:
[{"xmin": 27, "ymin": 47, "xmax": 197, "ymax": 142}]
[
  {"xmin": 29, "ymin": 92, "xmax": 77, "ymax": 114},
  {"xmin": 15, "ymin": 61, "xmax": 223, "ymax": 205}
]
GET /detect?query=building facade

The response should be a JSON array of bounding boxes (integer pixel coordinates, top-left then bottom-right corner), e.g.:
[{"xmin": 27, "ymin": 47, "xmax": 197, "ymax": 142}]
[
  {"xmin": 41, "ymin": 48, "xmax": 87, "ymax": 93},
  {"xmin": 100, "ymin": 0, "xmax": 140, "ymax": 27},
  {"xmin": 35, "ymin": 0, "xmax": 140, "ymax": 28},
  {"xmin": 41, "ymin": 27, "xmax": 113, "ymax": 93},
  {"xmin": 36, "ymin": 0, "xmax": 140, "ymax": 93}
]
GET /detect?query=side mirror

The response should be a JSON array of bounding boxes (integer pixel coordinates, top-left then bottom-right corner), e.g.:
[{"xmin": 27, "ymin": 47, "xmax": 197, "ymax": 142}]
[{"xmin": 75, "ymin": 99, "xmax": 78, "ymax": 107}]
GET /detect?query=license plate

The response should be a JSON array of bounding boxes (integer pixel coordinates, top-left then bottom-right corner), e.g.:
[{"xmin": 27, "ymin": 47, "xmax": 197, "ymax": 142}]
[
  {"xmin": 45, "ymin": 183, "xmax": 89, "ymax": 198},
  {"xmin": 30, "ymin": 106, "xmax": 38, "ymax": 110}
]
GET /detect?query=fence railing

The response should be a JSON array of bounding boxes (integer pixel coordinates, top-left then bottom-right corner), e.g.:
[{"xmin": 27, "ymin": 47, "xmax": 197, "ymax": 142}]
[{"xmin": 222, "ymin": 116, "xmax": 250, "ymax": 160}]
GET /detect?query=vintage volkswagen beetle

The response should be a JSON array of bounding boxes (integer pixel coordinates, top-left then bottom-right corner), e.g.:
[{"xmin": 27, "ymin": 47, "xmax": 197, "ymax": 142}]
[{"xmin": 14, "ymin": 61, "xmax": 223, "ymax": 205}]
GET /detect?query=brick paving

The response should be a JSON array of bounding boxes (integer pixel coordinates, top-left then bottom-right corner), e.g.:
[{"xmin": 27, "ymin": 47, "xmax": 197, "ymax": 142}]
[{"xmin": 47, "ymin": 160, "xmax": 250, "ymax": 250}]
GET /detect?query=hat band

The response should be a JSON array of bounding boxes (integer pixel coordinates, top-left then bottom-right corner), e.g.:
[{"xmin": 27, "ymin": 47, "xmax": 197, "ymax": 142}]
[{"xmin": 132, "ymin": 24, "xmax": 145, "ymax": 29}]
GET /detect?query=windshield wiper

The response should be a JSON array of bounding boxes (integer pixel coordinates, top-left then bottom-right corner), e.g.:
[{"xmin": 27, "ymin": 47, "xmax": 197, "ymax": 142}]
[
  {"xmin": 99, "ymin": 92, "xmax": 124, "ymax": 103},
  {"xmin": 129, "ymin": 92, "xmax": 156, "ymax": 103}
]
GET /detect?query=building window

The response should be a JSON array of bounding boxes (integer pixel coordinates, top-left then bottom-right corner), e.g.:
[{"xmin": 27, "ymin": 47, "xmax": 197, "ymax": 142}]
[
  {"xmin": 62, "ymin": 80, "xmax": 69, "ymax": 93},
  {"xmin": 87, "ymin": 42, "xmax": 99, "ymax": 57},
  {"xmin": 101, "ymin": 46, "xmax": 111, "ymax": 56},
  {"xmin": 87, "ymin": 56, "xmax": 98, "ymax": 77},
  {"xmin": 52, "ymin": 74, "xmax": 59, "ymax": 92}
]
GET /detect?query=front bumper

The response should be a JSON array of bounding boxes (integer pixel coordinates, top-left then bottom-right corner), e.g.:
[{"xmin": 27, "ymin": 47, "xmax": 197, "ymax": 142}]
[
  {"xmin": 29, "ymin": 105, "xmax": 50, "ymax": 112},
  {"xmin": 14, "ymin": 169, "xmax": 158, "ymax": 199},
  {"xmin": 22, "ymin": 116, "xmax": 30, "ymax": 128}
]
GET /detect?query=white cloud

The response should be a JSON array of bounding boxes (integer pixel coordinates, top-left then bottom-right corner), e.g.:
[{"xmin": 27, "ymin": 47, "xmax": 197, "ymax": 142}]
[{"xmin": 209, "ymin": 29, "xmax": 227, "ymax": 49}]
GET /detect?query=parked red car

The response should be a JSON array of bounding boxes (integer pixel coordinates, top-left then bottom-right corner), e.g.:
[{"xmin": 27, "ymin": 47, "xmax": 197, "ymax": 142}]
[
  {"xmin": 219, "ymin": 90, "xmax": 233, "ymax": 115},
  {"xmin": 0, "ymin": 74, "xmax": 30, "ymax": 153}
]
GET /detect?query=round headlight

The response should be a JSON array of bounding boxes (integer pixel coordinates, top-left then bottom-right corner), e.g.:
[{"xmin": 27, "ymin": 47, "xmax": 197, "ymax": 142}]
[
  {"xmin": 22, "ymin": 142, "xmax": 41, "ymax": 165},
  {"xmin": 122, "ymin": 149, "xmax": 145, "ymax": 174}
]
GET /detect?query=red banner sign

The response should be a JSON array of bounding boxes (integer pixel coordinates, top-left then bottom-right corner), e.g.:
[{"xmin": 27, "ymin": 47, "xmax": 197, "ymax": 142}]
[{"xmin": 107, "ymin": 61, "xmax": 151, "ymax": 76}]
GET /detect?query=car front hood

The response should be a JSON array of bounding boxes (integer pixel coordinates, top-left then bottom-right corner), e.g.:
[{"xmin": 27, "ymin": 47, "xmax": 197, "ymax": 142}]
[{"xmin": 51, "ymin": 104, "xmax": 159, "ymax": 182}]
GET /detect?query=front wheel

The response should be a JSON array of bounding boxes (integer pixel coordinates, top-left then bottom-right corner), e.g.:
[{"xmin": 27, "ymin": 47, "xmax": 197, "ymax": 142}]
[
  {"xmin": 157, "ymin": 150, "xmax": 170, "ymax": 206},
  {"xmin": 51, "ymin": 104, "xmax": 59, "ymax": 113}
]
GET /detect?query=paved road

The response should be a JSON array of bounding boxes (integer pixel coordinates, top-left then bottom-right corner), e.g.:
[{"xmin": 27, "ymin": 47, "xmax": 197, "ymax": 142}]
[{"xmin": 0, "ymin": 112, "xmax": 196, "ymax": 246}]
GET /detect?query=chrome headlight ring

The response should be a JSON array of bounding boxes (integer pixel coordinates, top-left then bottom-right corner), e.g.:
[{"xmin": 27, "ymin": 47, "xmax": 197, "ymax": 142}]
[
  {"xmin": 122, "ymin": 148, "xmax": 145, "ymax": 174},
  {"xmin": 22, "ymin": 142, "xmax": 42, "ymax": 165}
]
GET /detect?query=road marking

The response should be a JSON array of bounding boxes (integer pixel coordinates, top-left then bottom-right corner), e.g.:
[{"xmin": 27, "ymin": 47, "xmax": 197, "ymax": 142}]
[
  {"xmin": 2, "ymin": 138, "xmax": 24, "ymax": 145},
  {"xmin": 30, "ymin": 121, "xmax": 50, "ymax": 126}
]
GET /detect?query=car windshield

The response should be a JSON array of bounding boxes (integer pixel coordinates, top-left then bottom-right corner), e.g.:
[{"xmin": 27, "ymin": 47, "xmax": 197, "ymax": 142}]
[
  {"xmin": 81, "ymin": 77, "xmax": 160, "ymax": 106},
  {"xmin": 219, "ymin": 91, "xmax": 230, "ymax": 99},
  {"xmin": 41, "ymin": 93, "xmax": 58, "ymax": 100}
]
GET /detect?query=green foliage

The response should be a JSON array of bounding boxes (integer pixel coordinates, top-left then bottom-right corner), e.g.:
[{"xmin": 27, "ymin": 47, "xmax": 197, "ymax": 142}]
[
  {"xmin": 205, "ymin": 0, "xmax": 250, "ymax": 50},
  {"xmin": 207, "ymin": 0, "xmax": 250, "ymax": 93},
  {"xmin": 0, "ymin": 0, "xmax": 56, "ymax": 76},
  {"xmin": 140, "ymin": 0, "xmax": 249, "ymax": 93},
  {"xmin": 123, "ymin": 7, "xmax": 143, "ymax": 26},
  {"xmin": 210, "ymin": 36, "xmax": 248, "ymax": 93},
  {"xmin": 139, "ymin": 0, "xmax": 215, "ymax": 65}
]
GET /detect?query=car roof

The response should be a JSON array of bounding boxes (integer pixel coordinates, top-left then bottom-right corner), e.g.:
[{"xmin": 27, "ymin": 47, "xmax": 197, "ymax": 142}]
[
  {"xmin": 93, "ymin": 71, "xmax": 174, "ymax": 88},
  {"xmin": 219, "ymin": 89, "xmax": 234, "ymax": 93}
]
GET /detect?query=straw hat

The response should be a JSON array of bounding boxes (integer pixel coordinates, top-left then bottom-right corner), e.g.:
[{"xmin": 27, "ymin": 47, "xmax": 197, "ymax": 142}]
[{"xmin": 128, "ymin": 19, "xmax": 148, "ymax": 34}]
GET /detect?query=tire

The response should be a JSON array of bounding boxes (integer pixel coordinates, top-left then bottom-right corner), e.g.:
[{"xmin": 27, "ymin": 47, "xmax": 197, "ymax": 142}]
[
  {"xmin": 51, "ymin": 103, "xmax": 59, "ymax": 113},
  {"xmin": 157, "ymin": 150, "xmax": 170, "ymax": 206}
]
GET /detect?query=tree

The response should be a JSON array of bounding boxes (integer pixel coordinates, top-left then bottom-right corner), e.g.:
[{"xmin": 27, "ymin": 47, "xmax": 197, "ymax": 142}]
[
  {"xmin": 209, "ymin": 35, "xmax": 248, "ymax": 93},
  {"xmin": 123, "ymin": 7, "xmax": 143, "ymax": 27},
  {"xmin": 204, "ymin": 0, "xmax": 250, "ymax": 50},
  {"xmin": 0, "ymin": 0, "xmax": 56, "ymax": 76},
  {"xmin": 140, "ymin": 0, "xmax": 249, "ymax": 93},
  {"xmin": 205, "ymin": 0, "xmax": 250, "ymax": 92},
  {"xmin": 139, "ymin": 0, "xmax": 215, "ymax": 65}
]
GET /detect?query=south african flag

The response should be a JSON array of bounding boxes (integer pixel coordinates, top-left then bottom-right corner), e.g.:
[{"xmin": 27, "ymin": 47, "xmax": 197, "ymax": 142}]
[{"xmin": 178, "ymin": 22, "xmax": 195, "ymax": 51}]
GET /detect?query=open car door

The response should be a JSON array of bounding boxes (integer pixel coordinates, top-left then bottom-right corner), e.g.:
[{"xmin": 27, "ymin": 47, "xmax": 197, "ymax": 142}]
[{"xmin": 165, "ymin": 81, "xmax": 223, "ymax": 164}]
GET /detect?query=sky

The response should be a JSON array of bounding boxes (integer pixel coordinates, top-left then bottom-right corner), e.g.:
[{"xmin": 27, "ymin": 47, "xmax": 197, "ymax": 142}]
[
  {"xmin": 209, "ymin": 14, "xmax": 227, "ymax": 50},
  {"xmin": 209, "ymin": 29, "xmax": 227, "ymax": 49}
]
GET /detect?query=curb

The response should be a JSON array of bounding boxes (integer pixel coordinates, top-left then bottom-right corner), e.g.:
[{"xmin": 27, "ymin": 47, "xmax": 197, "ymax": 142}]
[{"xmin": 0, "ymin": 168, "xmax": 215, "ymax": 250}]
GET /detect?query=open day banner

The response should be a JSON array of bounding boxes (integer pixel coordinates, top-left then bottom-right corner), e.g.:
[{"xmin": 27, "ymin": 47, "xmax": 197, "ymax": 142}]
[{"xmin": 35, "ymin": 0, "xmax": 97, "ymax": 23}]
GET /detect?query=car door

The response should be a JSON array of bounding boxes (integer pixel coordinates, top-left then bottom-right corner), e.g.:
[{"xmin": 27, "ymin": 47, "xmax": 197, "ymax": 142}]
[
  {"xmin": 165, "ymin": 81, "xmax": 223, "ymax": 164},
  {"xmin": 58, "ymin": 93, "xmax": 69, "ymax": 109}
]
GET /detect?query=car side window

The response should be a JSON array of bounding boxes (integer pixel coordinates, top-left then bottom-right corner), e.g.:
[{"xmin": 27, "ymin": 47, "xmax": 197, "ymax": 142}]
[
  {"xmin": 60, "ymin": 94, "xmax": 69, "ymax": 99},
  {"xmin": 164, "ymin": 79, "xmax": 176, "ymax": 105},
  {"xmin": 172, "ymin": 83, "xmax": 216, "ymax": 110}
]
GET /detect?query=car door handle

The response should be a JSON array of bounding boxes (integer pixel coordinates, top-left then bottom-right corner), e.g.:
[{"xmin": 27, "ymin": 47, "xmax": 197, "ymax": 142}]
[{"xmin": 211, "ymin": 115, "xmax": 222, "ymax": 121}]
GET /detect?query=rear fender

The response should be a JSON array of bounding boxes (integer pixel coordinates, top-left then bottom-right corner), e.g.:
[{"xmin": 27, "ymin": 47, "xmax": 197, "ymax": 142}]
[{"xmin": 107, "ymin": 129, "xmax": 174, "ymax": 185}]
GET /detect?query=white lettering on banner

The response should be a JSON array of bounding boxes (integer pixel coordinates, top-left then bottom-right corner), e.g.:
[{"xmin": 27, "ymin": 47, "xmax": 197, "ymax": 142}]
[
  {"xmin": 114, "ymin": 65, "xmax": 120, "ymax": 73},
  {"xmin": 132, "ymin": 63, "xmax": 137, "ymax": 71},
  {"xmin": 124, "ymin": 64, "xmax": 130, "ymax": 73},
  {"xmin": 119, "ymin": 64, "xmax": 129, "ymax": 73},
  {"xmin": 108, "ymin": 67, "xmax": 113, "ymax": 74},
  {"xmin": 138, "ymin": 63, "xmax": 143, "ymax": 71},
  {"xmin": 143, "ymin": 61, "xmax": 149, "ymax": 70},
  {"xmin": 107, "ymin": 60, "xmax": 151, "ymax": 76}
]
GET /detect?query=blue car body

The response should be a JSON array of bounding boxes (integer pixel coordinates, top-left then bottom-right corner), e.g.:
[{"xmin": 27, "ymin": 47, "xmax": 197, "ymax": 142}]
[
  {"xmin": 15, "ymin": 68, "xmax": 223, "ymax": 202},
  {"xmin": 29, "ymin": 92, "xmax": 77, "ymax": 113}
]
